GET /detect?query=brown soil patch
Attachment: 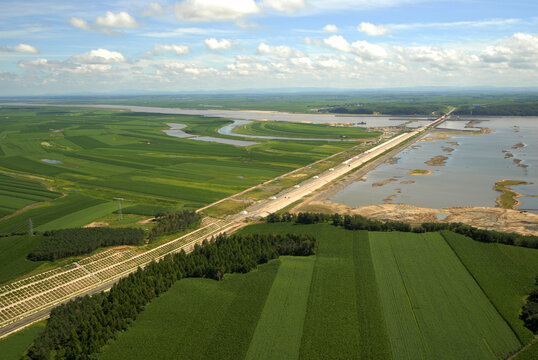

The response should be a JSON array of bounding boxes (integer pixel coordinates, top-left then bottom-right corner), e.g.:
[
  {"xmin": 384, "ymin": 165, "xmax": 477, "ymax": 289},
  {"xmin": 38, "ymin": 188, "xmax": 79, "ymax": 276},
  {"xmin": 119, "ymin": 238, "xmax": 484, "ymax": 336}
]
[
  {"xmin": 512, "ymin": 142, "xmax": 526, "ymax": 149},
  {"xmin": 400, "ymin": 180, "xmax": 415, "ymax": 184},
  {"xmin": 383, "ymin": 195, "xmax": 396, "ymax": 203},
  {"xmin": 137, "ymin": 218, "xmax": 155, "ymax": 224},
  {"xmin": 442, "ymin": 147, "xmax": 454, "ymax": 153},
  {"xmin": 408, "ymin": 169, "xmax": 433, "ymax": 176},
  {"xmin": 504, "ymin": 152, "xmax": 514, "ymax": 159},
  {"xmin": 446, "ymin": 141, "xmax": 459, "ymax": 146},
  {"xmin": 288, "ymin": 173, "xmax": 308, "ymax": 178},
  {"xmin": 83, "ymin": 221, "xmax": 109, "ymax": 228},
  {"xmin": 384, "ymin": 157, "xmax": 400, "ymax": 164},
  {"xmin": 372, "ymin": 178, "xmax": 398, "ymax": 187},
  {"xmin": 421, "ymin": 132, "xmax": 452, "ymax": 141},
  {"xmin": 293, "ymin": 201, "xmax": 538, "ymax": 236},
  {"xmin": 425, "ymin": 155, "xmax": 448, "ymax": 166}
]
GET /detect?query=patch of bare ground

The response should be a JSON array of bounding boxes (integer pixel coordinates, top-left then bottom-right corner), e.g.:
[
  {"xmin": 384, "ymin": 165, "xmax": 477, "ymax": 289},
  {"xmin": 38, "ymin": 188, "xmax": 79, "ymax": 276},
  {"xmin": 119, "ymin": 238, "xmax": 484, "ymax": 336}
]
[
  {"xmin": 384, "ymin": 157, "xmax": 400, "ymax": 164},
  {"xmin": 372, "ymin": 178, "xmax": 398, "ymax": 187},
  {"xmin": 512, "ymin": 159, "xmax": 528, "ymax": 168},
  {"xmin": 446, "ymin": 141, "xmax": 459, "ymax": 146},
  {"xmin": 400, "ymin": 180, "xmax": 415, "ymax": 184},
  {"xmin": 137, "ymin": 218, "xmax": 155, "ymax": 224},
  {"xmin": 293, "ymin": 201, "xmax": 538, "ymax": 236},
  {"xmin": 504, "ymin": 151, "xmax": 514, "ymax": 159},
  {"xmin": 442, "ymin": 147, "xmax": 454, "ymax": 153},
  {"xmin": 425, "ymin": 155, "xmax": 448, "ymax": 166},
  {"xmin": 512, "ymin": 142, "xmax": 526, "ymax": 149},
  {"xmin": 83, "ymin": 222, "xmax": 109, "ymax": 228},
  {"xmin": 383, "ymin": 195, "xmax": 396, "ymax": 203},
  {"xmin": 421, "ymin": 132, "xmax": 453, "ymax": 141}
]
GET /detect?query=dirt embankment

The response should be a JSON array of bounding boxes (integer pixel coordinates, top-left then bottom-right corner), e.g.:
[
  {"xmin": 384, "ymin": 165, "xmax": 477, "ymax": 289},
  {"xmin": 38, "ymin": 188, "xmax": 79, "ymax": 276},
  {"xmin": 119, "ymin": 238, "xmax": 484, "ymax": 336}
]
[{"xmin": 292, "ymin": 201, "xmax": 538, "ymax": 236}]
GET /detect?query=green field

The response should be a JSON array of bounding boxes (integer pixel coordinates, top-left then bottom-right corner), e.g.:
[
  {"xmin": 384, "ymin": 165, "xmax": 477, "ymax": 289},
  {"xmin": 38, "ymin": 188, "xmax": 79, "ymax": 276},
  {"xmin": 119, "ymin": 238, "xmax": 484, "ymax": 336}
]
[
  {"xmin": 94, "ymin": 223, "xmax": 534, "ymax": 359},
  {"xmin": 0, "ymin": 107, "xmax": 355, "ymax": 233},
  {"xmin": 442, "ymin": 230, "xmax": 538, "ymax": 343},
  {"xmin": 0, "ymin": 173, "xmax": 61, "ymax": 218},
  {"xmin": 233, "ymin": 121, "xmax": 380, "ymax": 140},
  {"xmin": 246, "ymin": 256, "xmax": 315, "ymax": 360},
  {"xmin": 369, "ymin": 231, "xmax": 520, "ymax": 359},
  {"xmin": 0, "ymin": 234, "xmax": 45, "ymax": 284},
  {"xmin": 0, "ymin": 321, "xmax": 46, "ymax": 360}
]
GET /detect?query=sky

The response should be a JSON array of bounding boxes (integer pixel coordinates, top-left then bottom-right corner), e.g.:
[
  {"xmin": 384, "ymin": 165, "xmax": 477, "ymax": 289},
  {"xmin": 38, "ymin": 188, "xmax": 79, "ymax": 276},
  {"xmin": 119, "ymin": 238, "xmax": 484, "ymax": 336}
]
[{"xmin": 0, "ymin": 0, "xmax": 537, "ymax": 95}]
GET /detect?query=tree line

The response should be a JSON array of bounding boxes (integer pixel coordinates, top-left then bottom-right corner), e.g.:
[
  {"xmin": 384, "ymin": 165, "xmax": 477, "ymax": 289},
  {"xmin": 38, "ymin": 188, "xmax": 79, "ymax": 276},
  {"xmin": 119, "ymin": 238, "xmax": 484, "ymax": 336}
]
[
  {"xmin": 148, "ymin": 210, "xmax": 201, "ymax": 241},
  {"xmin": 520, "ymin": 274, "xmax": 538, "ymax": 334},
  {"xmin": 24, "ymin": 232, "xmax": 316, "ymax": 359},
  {"xmin": 267, "ymin": 212, "xmax": 538, "ymax": 249},
  {"xmin": 27, "ymin": 227, "xmax": 145, "ymax": 261}
]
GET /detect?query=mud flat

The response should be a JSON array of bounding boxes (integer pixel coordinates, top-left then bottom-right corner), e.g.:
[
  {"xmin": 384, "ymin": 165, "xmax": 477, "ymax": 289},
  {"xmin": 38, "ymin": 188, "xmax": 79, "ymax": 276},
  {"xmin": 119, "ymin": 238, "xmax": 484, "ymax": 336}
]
[
  {"xmin": 372, "ymin": 178, "xmax": 397, "ymax": 187},
  {"xmin": 384, "ymin": 157, "xmax": 400, "ymax": 164},
  {"xmin": 425, "ymin": 155, "xmax": 448, "ymax": 166},
  {"xmin": 408, "ymin": 169, "xmax": 433, "ymax": 176},
  {"xmin": 512, "ymin": 142, "xmax": 526, "ymax": 149},
  {"xmin": 293, "ymin": 201, "xmax": 538, "ymax": 236},
  {"xmin": 442, "ymin": 147, "xmax": 454, "ymax": 153}
]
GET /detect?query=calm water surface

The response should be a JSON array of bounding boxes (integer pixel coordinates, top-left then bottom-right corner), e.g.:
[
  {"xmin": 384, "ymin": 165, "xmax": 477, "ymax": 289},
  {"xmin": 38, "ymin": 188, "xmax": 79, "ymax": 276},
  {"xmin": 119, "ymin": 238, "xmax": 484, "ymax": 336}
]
[{"xmin": 331, "ymin": 117, "xmax": 538, "ymax": 213}]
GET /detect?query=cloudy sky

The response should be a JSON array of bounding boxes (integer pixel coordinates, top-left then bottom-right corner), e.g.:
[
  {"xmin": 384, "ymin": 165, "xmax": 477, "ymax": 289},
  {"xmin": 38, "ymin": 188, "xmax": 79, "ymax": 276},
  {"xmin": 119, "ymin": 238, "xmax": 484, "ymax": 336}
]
[{"xmin": 1, "ymin": 0, "xmax": 537, "ymax": 95}]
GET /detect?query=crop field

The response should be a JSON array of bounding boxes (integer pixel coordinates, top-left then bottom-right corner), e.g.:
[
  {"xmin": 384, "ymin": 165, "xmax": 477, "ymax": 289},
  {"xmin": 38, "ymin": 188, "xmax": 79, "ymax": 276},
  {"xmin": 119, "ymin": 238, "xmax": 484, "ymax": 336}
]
[
  {"xmin": 0, "ymin": 106, "xmax": 355, "ymax": 231},
  {"xmin": 442, "ymin": 230, "xmax": 538, "ymax": 343},
  {"xmin": 94, "ymin": 223, "xmax": 534, "ymax": 360},
  {"xmin": 0, "ymin": 174, "xmax": 60, "ymax": 218},
  {"xmin": 245, "ymin": 256, "xmax": 315, "ymax": 360},
  {"xmin": 233, "ymin": 121, "xmax": 381, "ymax": 139},
  {"xmin": 99, "ymin": 260, "xmax": 280, "ymax": 360},
  {"xmin": 0, "ymin": 321, "xmax": 45, "ymax": 360},
  {"xmin": 369, "ymin": 231, "xmax": 521, "ymax": 359},
  {"xmin": 0, "ymin": 234, "xmax": 45, "ymax": 284},
  {"xmin": 0, "ymin": 193, "xmax": 107, "ymax": 233}
]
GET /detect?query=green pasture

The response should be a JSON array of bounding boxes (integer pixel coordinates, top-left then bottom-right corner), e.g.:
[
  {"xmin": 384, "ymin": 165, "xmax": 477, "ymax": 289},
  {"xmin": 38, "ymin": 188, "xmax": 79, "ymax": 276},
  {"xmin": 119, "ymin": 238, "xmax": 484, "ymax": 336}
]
[{"xmin": 234, "ymin": 121, "xmax": 380, "ymax": 139}]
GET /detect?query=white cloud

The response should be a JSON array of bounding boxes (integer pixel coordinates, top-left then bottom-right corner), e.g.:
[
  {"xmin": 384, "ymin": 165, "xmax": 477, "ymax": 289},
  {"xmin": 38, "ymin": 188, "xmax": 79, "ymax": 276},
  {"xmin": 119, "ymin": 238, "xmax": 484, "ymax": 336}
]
[
  {"xmin": 204, "ymin": 38, "xmax": 233, "ymax": 50},
  {"xmin": 154, "ymin": 43, "xmax": 191, "ymax": 55},
  {"xmin": 95, "ymin": 11, "xmax": 140, "ymax": 28},
  {"xmin": 262, "ymin": 0, "xmax": 307, "ymax": 13},
  {"xmin": 351, "ymin": 40, "xmax": 388, "ymax": 59},
  {"xmin": 72, "ymin": 49, "xmax": 126, "ymax": 64},
  {"xmin": 18, "ymin": 58, "xmax": 53, "ymax": 69},
  {"xmin": 69, "ymin": 17, "xmax": 91, "ymax": 31},
  {"xmin": 357, "ymin": 22, "xmax": 389, "ymax": 36},
  {"xmin": 174, "ymin": 0, "xmax": 260, "ymax": 22},
  {"xmin": 323, "ymin": 35, "xmax": 351, "ymax": 52},
  {"xmin": 0, "ymin": 43, "xmax": 39, "ymax": 54},
  {"xmin": 322, "ymin": 24, "xmax": 339, "ymax": 33},
  {"xmin": 142, "ymin": 2, "xmax": 165, "ymax": 17},
  {"xmin": 397, "ymin": 45, "xmax": 477, "ymax": 70},
  {"xmin": 257, "ymin": 42, "xmax": 305, "ymax": 58},
  {"xmin": 480, "ymin": 33, "xmax": 538, "ymax": 69}
]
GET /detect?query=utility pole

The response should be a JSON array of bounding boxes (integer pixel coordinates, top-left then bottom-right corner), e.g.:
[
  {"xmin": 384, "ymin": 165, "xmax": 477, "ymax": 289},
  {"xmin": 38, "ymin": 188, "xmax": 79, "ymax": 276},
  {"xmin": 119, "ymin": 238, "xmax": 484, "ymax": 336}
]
[{"xmin": 113, "ymin": 197, "xmax": 124, "ymax": 221}]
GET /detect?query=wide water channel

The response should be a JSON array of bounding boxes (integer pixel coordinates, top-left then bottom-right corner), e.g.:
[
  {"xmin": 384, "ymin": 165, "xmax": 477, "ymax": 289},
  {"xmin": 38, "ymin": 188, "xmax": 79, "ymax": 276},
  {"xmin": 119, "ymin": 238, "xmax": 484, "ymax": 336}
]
[{"xmin": 330, "ymin": 117, "xmax": 538, "ymax": 213}]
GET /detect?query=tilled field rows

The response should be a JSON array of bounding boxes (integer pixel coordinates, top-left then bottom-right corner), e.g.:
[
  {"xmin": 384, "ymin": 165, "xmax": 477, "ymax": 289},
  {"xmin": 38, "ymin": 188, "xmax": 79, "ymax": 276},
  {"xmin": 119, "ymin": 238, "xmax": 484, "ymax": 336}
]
[{"xmin": 0, "ymin": 219, "xmax": 230, "ymax": 328}]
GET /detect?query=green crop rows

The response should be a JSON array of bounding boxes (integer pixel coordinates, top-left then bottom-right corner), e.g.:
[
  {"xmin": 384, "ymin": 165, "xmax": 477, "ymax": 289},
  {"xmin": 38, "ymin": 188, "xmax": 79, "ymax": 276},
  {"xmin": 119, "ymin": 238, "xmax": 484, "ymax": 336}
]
[
  {"xmin": 233, "ymin": 121, "xmax": 381, "ymax": 139},
  {"xmin": 91, "ymin": 223, "xmax": 537, "ymax": 360},
  {"xmin": 0, "ymin": 107, "xmax": 355, "ymax": 233}
]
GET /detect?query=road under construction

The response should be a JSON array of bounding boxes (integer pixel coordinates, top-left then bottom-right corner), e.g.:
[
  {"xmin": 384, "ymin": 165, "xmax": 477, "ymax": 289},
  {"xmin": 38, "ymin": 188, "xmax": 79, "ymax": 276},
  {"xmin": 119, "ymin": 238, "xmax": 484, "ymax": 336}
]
[{"xmin": 0, "ymin": 112, "xmax": 450, "ymax": 338}]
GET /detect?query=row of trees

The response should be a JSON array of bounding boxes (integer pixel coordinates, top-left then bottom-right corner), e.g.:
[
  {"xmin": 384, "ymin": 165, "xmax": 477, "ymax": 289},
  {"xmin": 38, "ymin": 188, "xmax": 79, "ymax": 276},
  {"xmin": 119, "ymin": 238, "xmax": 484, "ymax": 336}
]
[
  {"xmin": 27, "ymin": 227, "xmax": 145, "ymax": 261},
  {"xmin": 148, "ymin": 210, "xmax": 201, "ymax": 241},
  {"xmin": 520, "ymin": 275, "xmax": 538, "ymax": 333},
  {"xmin": 454, "ymin": 103, "xmax": 538, "ymax": 116},
  {"xmin": 267, "ymin": 212, "xmax": 538, "ymax": 249},
  {"xmin": 25, "ymin": 232, "xmax": 316, "ymax": 359}
]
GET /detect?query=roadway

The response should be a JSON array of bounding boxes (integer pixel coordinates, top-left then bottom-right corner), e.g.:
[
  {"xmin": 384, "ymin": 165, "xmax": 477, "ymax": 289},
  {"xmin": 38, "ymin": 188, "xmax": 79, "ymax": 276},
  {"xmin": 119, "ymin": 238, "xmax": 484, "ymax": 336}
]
[{"xmin": 0, "ymin": 112, "xmax": 449, "ymax": 337}]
